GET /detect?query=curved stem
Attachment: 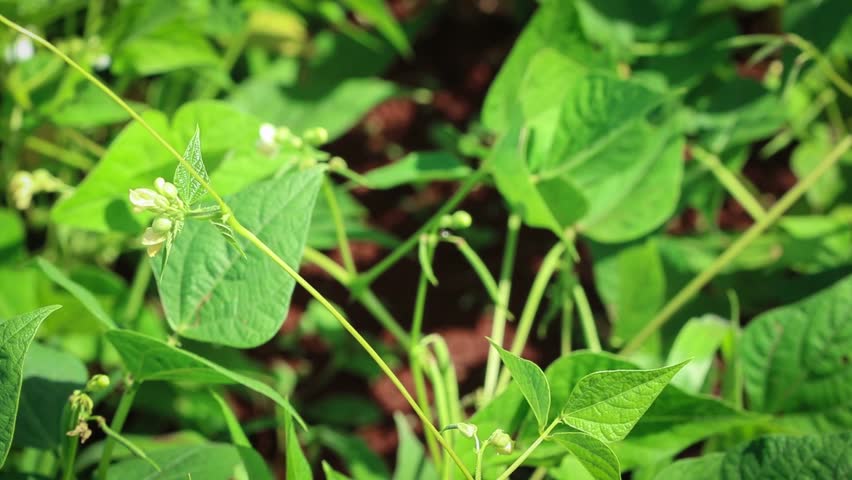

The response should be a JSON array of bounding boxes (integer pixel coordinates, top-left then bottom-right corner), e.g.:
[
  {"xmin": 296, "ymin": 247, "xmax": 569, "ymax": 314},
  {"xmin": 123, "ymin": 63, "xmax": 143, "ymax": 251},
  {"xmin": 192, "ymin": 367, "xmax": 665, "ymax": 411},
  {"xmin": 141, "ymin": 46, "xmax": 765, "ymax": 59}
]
[
  {"xmin": 230, "ymin": 220, "xmax": 473, "ymax": 479},
  {"xmin": 95, "ymin": 380, "xmax": 138, "ymax": 480},
  {"xmin": 444, "ymin": 235, "xmax": 500, "ymax": 303},
  {"xmin": 573, "ymin": 284, "xmax": 601, "ymax": 352},
  {"xmin": 691, "ymin": 145, "xmax": 767, "ymax": 222},
  {"xmin": 482, "ymin": 214, "xmax": 521, "ymax": 403},
  {"xmin": 410, "ymin": 272, "xmax": 442, "ymax": 466},
  {"xmin": 323, "ymin": 177, "xmax": 357, "ymax": 275},
  {"xmin": 621, "ymin": 135, "xmax": 852, "ymax": 355},
  {"xmin": 496, "ymin": 419, "xmax": 560, "ymax": 480}
]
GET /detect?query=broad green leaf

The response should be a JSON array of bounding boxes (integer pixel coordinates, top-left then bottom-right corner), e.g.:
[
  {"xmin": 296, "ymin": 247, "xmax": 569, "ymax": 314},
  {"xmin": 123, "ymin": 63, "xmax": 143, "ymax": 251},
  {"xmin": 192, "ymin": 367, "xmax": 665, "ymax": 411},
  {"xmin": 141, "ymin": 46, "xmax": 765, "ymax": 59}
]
[
  {"xmin": 740, "ymin": 274, "xmax": 852, "ymax": 433},
  {"xmin": 362, "ymin": 151, "xmax": 472, "ymax": 189},
  {"xmin": 666, "ymin": 315, "xmax": 729, "ymax": 393},
  {"xmin": 12, "ymin": 343, "xmax": 86, "ymax": 450},
  {"xmin": 51, "ymin": 110, "xmax": 174, "ymax": 233},
  {"xmin": 173, "ymin": 126, "xmax": 208, "ymax": 207},
  {"xmin": 106, "ymin": 443, "xmax": 268, "ymax": 480},
  {"xmin": 483, "ymin": 1, "xmax": 604, "ymax": 131},
  {"xmin": 489, "ymin": 118, "xmax": 588, "ymax": 235},
  {"xmin": 105, "ymin": 330, "xmax": 305, "ymax": 429},
  {"xmin": 112, "ymin": 22, "xmax": 220, "ymax": 75},
  {"xmin": 154, "ymin": 167, "xmax": 323, "ymax": 347},
  {"xmin": 653, "ymin": 454, "xmax": 724, "ymax": 480},
  {"xmin": 719, "ymin": 432, "xmax": 851, "ymax": 480},
  {"xmin": 0, "ymin": 305, "xmax": 61, "ymax": 467},
  {"xmin": 392, "ymin": 413, "xmax": 438, "ymax": 480},
  {"xmin": 489, "ymin": 339, "xmax": 551, "ymax": 431},
  {"xmin": 561, "ymin": 361, "xmax": 688, "ymax": 442},
  {"xmin": 284, "ymin": 406, "xmax": 312, "ymax": 480},
  {"xmin": 341, "ymin": 0, "xmax": 411, "ymax": 57},
  {"xmin": 35, "ymin": 257, "xmax": 117, "ymax": 330},
  {"xmin": 551, "ymin": 432, "xmax": 620, "ymax": 480},
  {"xmin": 592, "ymin": 238, "xmax": 666, "ymax": 349}
]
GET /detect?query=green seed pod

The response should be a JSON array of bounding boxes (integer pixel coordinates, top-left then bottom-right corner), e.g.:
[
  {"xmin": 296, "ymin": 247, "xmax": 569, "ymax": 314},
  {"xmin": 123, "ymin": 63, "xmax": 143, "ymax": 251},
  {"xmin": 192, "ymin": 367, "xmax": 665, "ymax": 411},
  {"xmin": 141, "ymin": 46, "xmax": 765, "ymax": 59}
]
[{"xmin": 85, "ymin": 374, "xmax": 110, "ymax": 392}]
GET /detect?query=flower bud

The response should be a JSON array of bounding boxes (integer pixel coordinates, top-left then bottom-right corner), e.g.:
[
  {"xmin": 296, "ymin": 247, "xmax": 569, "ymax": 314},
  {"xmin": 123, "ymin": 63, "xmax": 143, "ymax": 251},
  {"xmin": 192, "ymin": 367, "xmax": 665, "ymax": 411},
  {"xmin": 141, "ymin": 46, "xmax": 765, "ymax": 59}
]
[
  {"xmin": 85, "ymin": 374, "xmax": 110, "ymax": 392},
  {"xmin": 452, "ymin": 210, "xmax": 472, "ymax": 229},
  {"xmin": 142, "ymin": 227, "xmax": 167, "ymax": 247},
  {"xmin": 328, "ymin": 156, "xmax": 347, "ymax": 171},
  {"xmin": 9, "ymin": 171, "xmax": 34, "ymax": 210},
  {"xmin": 439, "ymin": 214, "xmax": 454, "ymax": 229},
  {"xmin": 302, "ymin": 127, "xmax": 329, "ymax": 146},
  {"xmin": 259, "ymin": 123, "xmax": 278, "ymax": 145},
  {"xmin": 456, "ymin": 423, "xmax": 478, "ymax": 438},
  {"xmin": 489, "ymin": 430, "xmax": 513, "ymax": 455},
  {"xmin": 152, "ymin": 216, "xmax": 173, "ymax": 233},
  {"xmin": 285, "ymin": 135, "xmax": 304, "ymax": 149},
  {"xmin": 155, "ymin": 177, "xmax": 166, "ymax": 193}
]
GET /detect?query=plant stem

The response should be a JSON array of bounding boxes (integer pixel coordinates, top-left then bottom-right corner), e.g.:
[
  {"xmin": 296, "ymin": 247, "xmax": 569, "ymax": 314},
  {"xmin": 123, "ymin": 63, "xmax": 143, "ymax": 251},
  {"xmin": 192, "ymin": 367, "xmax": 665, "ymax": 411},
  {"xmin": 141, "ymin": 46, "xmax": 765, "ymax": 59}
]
[
  {"xmin": 561, "ymin": 270, "xmax": 574, "ymax": 355},
  {"xmin": 786, "ymin": 33, "xmax": 852, "ymax": 98},
  {"xmin": 444, "ymin": 235, "xmax": 500, "ymax": 303},
  {"xmin": 621, "ymin": 135, "xmax": 852, "ymax": 355},
  {"xmin": 84, "ymin": 0, "xmax": 104, "ymax": 37},
  {"xmin": 354, "ymin": 169, "xmax": 487, "ymax": 290},
  {"xmin": 496, "ymin": 242, "xmax": 565, "ymax": 393},
  {"xmin": 230, "ymin": 220, "xmax": 474, "ymax": 479},
  {"xmin": 691, "ymin": 145, "xmax": 767, "ymax": 222},
  {"xmin": 95, "ymin": 380, "xmax": 139, "ymax": 480},
  {"xmin": 24, "ymin": 136, "xmax": 94, "ymax": 169},
  {"xmin": 474, "ymin": 440, "xmax": 491, "ymax": 480},
  {"xmin": 410, "ymin": 272, "xmax": 442, "ymax": 466},
  {"xmin": 60, "ymin": 404, "xmax": 81, "ymax": 480},
  {"xmin": 481, "ymin": 214, "xmax": 521, "ymax": 403},
  {"xmin": 322, "ymin": 177, "xmax": 357, "ymax": 275},
  {"xmin": 496, "ymin": 419, "xmax": 561, "ymax": 480},
  {"xmin": 573, "ymin": 284, "xmax": 601, "ymax": 352}
]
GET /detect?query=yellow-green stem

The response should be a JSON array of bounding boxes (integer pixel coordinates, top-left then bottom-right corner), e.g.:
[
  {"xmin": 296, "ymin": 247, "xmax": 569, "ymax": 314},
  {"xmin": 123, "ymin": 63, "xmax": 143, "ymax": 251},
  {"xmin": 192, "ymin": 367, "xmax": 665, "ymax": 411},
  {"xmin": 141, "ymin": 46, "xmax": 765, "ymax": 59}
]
[
  {"xmin": 95, "ymin": 380, "xmax": 138, "ymax": 480},
  {"xmin": 573, "ymin": 284, "xmax": 601, "ymax": 352},
  {"xmin": 621, "ymin": 135, "xmax": 852, "ymax": 355},
  {"xmin": 322, "ymin": 176, "xmax": 357, "ymax": 275},
  {"xmin": 496, "ymin": 418, "xmax": 561, "ymax": 480},
  {"xmin": 691, "ymin": 145, "xmax": 767, "ymax": 222}
]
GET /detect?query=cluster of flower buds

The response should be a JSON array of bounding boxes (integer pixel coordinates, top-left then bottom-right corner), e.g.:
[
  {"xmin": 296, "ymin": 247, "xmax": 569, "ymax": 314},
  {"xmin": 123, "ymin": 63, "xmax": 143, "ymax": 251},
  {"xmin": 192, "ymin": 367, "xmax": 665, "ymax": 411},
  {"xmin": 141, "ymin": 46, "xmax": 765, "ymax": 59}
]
[
  {"xmin": 66, "ymin": 374, "xmax": 113, "ymax": 444},
  {"xmin": 257, "ymin": 122, "xmax": 329, "ymax": 156},
  {"xmin": 128, "ymin": 177, "xmax": 186, "ymax": 257},
  {"xmin": 8, "ymin": 169, "xmax": 69, "ymax": 210}
]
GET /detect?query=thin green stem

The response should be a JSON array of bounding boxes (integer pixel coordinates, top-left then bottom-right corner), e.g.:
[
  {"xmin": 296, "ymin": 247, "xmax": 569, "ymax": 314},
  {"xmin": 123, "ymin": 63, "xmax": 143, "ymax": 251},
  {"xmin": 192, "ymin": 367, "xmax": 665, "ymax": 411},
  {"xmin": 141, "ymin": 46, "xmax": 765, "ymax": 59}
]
[
  {"xmin": 496, "ymin": 418, "xmax": 561, "ymax": 480},
  {"xmin": 474, "ymin": 440, "xmax": 491, "ymax": 480},
  {"xmin": 24, "ymin": 136, "xmax": 94, "ymax": 170},
  {"xmin": 409, "ymin": 271, "xmax": 441, "ymax": 465},
  {"xmin": 230, "ymin": 220, "xmax": 473, "ymax": 479},
  {"xmin": 95, "ymin": 380, "xmax": 139, "ymax": 480},
  {"xmin": 60, "ymin": 404, "xmax": 81, "ymax": 480},
  {"xmin": 84, "ymin": 0, "xmax": 104, "ymax": 37},
  {"xmin": 621, "ymin": 135, "xmax": 852, "ymax": 355},
  {"xmin": 573, "ymin": 284, "xmax": 601, "ymax": 352},
  {"xmin": 354, "ymin": 169, "xmax": 487, "ymax": 290},
  {"xmin": 61, "ymin": 127, "xmax": 106, "ymax": 157},
  {"xmin": 786, "ymin": 33, "xmax": 852, "ymax": 98},
  {"xmin": 496, "ymin": 242, "xmax": 565, "ymax": 392},
  {"xmin": 691, "ymin": 145, "xmax": 767, "ymax": 222},
  {"xmin": 561, "ymin": 270, "xmax": 574, "ymax": 355},
  {"xmin": 481, "ymin": 214, "xmax": 521, "ymax": 403},
  {"xmin": 323, "ymin": 177, "xmax": 357, "ymax": 275},
  {"xmin": 443, "ymin": 236, "xmax": 500, "ymax": 303}
]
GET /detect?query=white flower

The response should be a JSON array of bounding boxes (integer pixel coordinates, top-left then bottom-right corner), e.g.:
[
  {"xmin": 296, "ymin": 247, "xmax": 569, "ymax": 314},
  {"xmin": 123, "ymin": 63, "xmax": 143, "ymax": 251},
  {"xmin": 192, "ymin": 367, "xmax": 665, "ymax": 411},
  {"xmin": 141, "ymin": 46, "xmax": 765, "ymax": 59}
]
[
  {"xmin": 92, "ymin": 53, "xmax": 111, "ymax": 71},
  {"xmin": 456, "ymin": 423, "xmax": 478, "ymax": 439},
  {"xmin": 9, "ymin": 171, "xmax": 34, "ymax": 210},
  {"xmin": 129, "ymin": 188, "xmax": 164, "ymax": 212},
  {"xmin": 4, "ymin": 35, "xmax": 34, "ymax": 64},
  {"xmin": 141, "ymin": 227, "xmax": 167, "ymax": 257},
  {"xmin": 259, "ymin": 123, "xmax": 278, "ymax": 145}
]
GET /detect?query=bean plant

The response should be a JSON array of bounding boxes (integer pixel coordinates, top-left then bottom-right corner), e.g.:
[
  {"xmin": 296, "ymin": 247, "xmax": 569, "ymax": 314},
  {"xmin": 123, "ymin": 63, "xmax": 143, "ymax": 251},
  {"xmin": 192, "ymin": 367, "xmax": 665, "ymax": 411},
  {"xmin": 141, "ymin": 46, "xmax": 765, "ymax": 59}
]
[{"xmin": 0, "ymin": 1, "xmax": 850, "ymax": 480}]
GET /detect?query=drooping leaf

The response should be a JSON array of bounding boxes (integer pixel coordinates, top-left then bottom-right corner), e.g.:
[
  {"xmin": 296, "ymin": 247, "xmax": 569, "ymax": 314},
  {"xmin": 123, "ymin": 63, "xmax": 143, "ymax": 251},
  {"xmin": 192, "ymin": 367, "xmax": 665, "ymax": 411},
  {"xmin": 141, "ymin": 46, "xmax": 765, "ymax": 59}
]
[
  {"xmin": 362, "ymin": 151, "xmax": 473, "ymax": 189},
  {"xmin": 0, "ymin": 305, "xmax": 61, "ymax": 468},
  {"xmin": 561, "ymin": 361, "xmax": 688, "ymax": 442},
  {"xmin": 106, "ymin": 443, "xmax": 268, "ymax": 480},
  {"xmin": 173, "ymin": 126, "xmax": 209, "ymax": 207},
  {"xmin": 105, "ymin": 330, "xmax": 305, "ymax": 429},
  {"xmin": 666, "ymin": 315, "xmax": 730, "ymax": 393},
  {"xmin": 552, "ymin": 431, "xmax": 620, "ymax": 480},
  {"xmin": 51, "ymin": 110, "xmax": 175, "ymax": 234},
  {"xmin": 12, "ymin": 343, "xmax": 86, "ymax": 450},
  {"xmin": 489, "ymin": 339, "xmax": 551, "ymax": 431},
  {"xmin": 35, "ymin": 257, "xmax": 117, "ymax": 330},
  {"xmin": 392, "ymin": 413, "xmax": 438, "ymax": 480},
  {"xmin": 153, "ymin": 167, "xmax": 323, "ymax": 347},
  {"xmin": 740, "ymin": 274, "xmax": 852, "ymax": 433}
]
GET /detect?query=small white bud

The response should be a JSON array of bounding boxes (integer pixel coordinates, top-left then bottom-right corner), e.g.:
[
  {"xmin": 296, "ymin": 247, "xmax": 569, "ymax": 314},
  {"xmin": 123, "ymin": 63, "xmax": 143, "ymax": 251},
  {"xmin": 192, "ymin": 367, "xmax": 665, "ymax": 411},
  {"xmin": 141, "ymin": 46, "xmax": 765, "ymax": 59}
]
[
  {"xmin": 9, "ymin": 171, "xmax": 34, "ymax": 210},
  {"xmin": 92, "ymin": 53, "xmax": 111, "ymax": 71},
  {"xmin": 152, "ymin": 217, "xmax": 173, "ymax": 233},
  {"xmin": 456, "ymin": 423, "xmax": 477, "ymax": 438},
  {"xmin": 129, "ymin": 188, "xmax": 162, "ymax": 210},
  {"xmin": 259, "ymin": 123, "xmax": 278, "ymax": 145},
  {"xmin": 4, "ymin": 35, "xmax": 34, "ymax": 64},
  {"xmin": 489, "ymin": 430, "xmax": 513, "ymax": 455}
]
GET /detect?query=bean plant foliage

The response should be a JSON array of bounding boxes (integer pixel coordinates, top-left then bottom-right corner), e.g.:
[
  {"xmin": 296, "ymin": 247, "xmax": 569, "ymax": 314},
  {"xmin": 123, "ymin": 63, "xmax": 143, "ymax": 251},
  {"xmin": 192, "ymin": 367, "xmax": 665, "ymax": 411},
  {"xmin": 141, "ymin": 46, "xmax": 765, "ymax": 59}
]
[{"xmin": 0, "ymin": 1, "xmax": 850, "ymax": 479}]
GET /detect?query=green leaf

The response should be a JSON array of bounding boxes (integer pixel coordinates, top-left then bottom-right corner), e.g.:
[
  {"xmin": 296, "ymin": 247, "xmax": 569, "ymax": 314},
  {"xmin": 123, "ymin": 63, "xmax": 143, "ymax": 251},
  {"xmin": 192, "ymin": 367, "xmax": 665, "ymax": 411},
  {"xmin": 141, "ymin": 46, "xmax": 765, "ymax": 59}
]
[
  {"xmin": 173, "ymin": 126, "xmax": 209, "ymax": 207},
  {"xmin": 0, "ymin": 305, "xmax": 61, "ymax": 468},
  {"xmin": 561, "ymin": 361, "xmax": 688, "ymax": 442},
  {"xmin": 210, "ymin": 390, "xmax": 251, "ymax": 447},
  {"xmin": 105, "ymin": 330, "xmax": 305, "ymax": 429},
  {"xmin": 153, "ymin": 167, "xmax": 323, "ymax": 347},
  {"xmin": 35, "ymin": 257, "xmax": 117, "ymax": 330},
  {"xmin": 0, "ymin": 209, "xmax": 25, "ymax": 264},
  {"xmin": 392, "ymin": 412, "xmax": 438, "ymax": 480},
  {"xmin": 284, "ymin": 406, "xmax": 313, "ymax": 480},
  {"xmin": 51, "ymin": 110, "xmax": 175, "ymax": 233},
  {"xmin": 666, "ymin": 315, "xmax": 730, "ymax": 393},
  {"xmin": 740, "ymin": 274, "xmax": 852, "ymax": 433},
  {"xmin": 112, "ymin": 22, "xmax": 220, "ymax": 75},
  {"xmin": 653, "ymin": 454, "xmax": 724, "ymax": 480},
  {"xmin": 719, "ymin": 432, "xmax": 851, "ymax": 480},
  {"xmin": 12, "ymin": 343, "xmax": 86, "ymax": 450},
  {"xmin": 362, "ymin": 151, "xmax": 473, "ymax": 189},
  {"xmin": 488, "ymin": 339, "xmax": 551, "ymax": 431},
  {"xmin": 551, "ymin": 432, "xmax": 620, "ymax": 480},
  {"xmin": 106, "ymin": 443, "xmax": 268, "ymax": 480},
  {"xmin": 323, "ymin": 462, "xmax": 353, "ymax": 480}
]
